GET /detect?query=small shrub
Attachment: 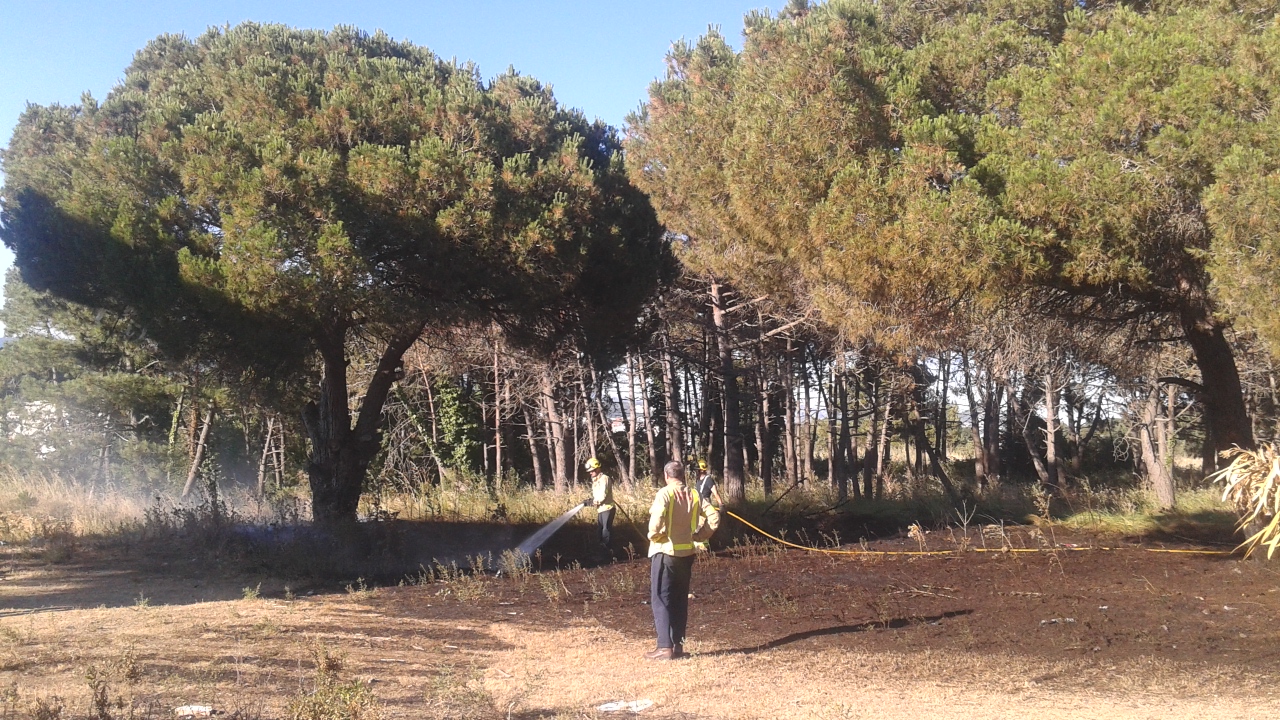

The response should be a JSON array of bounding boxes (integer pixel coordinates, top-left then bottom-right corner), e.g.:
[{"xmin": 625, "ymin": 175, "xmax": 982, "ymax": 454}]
[{"xmin": 288, "ymin": 646, "xmax": 381, "ymax": 720}]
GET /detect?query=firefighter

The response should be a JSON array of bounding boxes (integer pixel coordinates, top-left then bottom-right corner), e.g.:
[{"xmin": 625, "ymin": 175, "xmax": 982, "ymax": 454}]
[
  {"xmin": 695, "ymin": 459, "xmax": 723, "ymax": 508},
  {"xmin": 645, "ymin": 460, "xmax": 719, "ymax": 660},
  {"xmin": 582, "ymin": 457, "xmax": 615, "ymax": 562}
]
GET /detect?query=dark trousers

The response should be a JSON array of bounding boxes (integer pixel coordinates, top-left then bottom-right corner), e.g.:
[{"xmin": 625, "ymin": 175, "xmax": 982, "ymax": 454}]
[
  {"xmin": 597, "ymin": 508, "xmax": 615, "ymax": 552},
  {"xmin": 650, "ymin": 553, "xmax": 694, "ymax": 649}
]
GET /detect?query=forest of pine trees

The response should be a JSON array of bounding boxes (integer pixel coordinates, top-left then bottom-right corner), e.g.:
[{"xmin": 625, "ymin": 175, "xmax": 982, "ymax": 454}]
[{"xmin": 5, "ymin": 1, "xmax": 1280, "ymax": 524}]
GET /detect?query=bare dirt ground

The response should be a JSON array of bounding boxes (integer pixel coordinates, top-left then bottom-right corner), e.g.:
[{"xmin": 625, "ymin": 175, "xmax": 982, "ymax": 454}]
[{"xmin": 2, "ymin": 522, "xmax": 1278, "ymax": 719}]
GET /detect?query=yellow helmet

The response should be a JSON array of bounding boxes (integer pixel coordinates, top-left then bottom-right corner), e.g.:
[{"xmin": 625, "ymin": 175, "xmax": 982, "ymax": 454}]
[
  {"xmin": 698, "ymin": 459, "xmax": 708, "ymax": 471},
  {"xmin": 585, "ymin": 457, "xmax": 601, "ymax": 472}
]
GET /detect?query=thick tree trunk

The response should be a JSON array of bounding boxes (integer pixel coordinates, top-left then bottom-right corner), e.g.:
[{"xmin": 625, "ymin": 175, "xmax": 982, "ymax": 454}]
[
  {"xmin": 302, "ymin": 321, "xmax": 423, "ymax": 524},
  {"xmin": 1181, "ymin": 306, "xmax": 1254, "ymax": 457},
  {"xmin": 711, "ymin": 280, "xmax": 745, "ymax": 504}
]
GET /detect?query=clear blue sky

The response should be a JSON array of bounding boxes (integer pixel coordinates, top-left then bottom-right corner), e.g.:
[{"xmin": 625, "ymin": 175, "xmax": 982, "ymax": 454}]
[{"xmin": 0, "ymin": 0, "xmax": 773, "ymax": 332}]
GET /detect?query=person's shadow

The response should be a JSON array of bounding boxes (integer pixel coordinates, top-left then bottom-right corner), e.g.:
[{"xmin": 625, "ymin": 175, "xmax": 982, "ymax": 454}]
[{"xmin": 700, "ymin": 609, "xmax": 974, "ymax": 657}]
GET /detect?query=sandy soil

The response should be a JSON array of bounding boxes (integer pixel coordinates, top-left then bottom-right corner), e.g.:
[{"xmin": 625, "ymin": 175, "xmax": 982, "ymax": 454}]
[{"xmin": 1, "ymin": 523, "xmax": 1277, "ymax": 719}]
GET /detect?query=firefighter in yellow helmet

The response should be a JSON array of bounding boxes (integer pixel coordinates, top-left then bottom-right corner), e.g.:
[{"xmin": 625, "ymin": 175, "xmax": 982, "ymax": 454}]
[
  {"xmin": 695, "ymin": 459, "xmax": 723, "ymax": 508},
  {"xmin": 645, "ymin": 460, "xmax": 719, "ymax": 660},
  {"xmin": 582, "ymin": 457, "xmax": 615, "ymax": 562}
]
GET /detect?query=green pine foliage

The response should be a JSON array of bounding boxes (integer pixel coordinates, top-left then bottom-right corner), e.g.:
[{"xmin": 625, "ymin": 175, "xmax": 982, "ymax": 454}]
[{"xmin": 1, "ymin": 24, "xmax": 669, "ymax": 522}]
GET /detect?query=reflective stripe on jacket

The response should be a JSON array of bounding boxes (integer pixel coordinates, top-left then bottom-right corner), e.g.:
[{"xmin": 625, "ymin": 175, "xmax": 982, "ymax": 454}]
[{"xmin": 647, "ymin": 483, "xmax": 720, "ymax": 557}]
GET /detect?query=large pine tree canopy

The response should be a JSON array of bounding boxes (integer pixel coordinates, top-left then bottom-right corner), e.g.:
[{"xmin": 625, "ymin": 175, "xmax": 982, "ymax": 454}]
[
  {"xmin": 0, "ymin": 23, "xmax": 670, "ymax": 521},
  {"xmin": 626, "ymin": 0, "xmax": 1280, "ymax": 454}
]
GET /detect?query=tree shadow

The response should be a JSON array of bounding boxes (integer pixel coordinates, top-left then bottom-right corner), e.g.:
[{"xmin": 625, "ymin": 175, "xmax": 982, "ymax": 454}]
[{"xmin": 699, "ymin": 609, "xmax": 974, "ymax": 657}]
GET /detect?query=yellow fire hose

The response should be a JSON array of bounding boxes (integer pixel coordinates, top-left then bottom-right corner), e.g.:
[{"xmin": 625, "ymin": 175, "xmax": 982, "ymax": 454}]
[{"xmin": 724, "ymin": 510, "xmax": 1234, "ymax": 557}]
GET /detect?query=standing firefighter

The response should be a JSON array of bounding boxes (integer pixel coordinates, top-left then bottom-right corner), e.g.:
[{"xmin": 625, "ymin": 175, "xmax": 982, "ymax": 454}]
[
  {"xmin": 583, "ymin": 458, "xmax": 615, "ymax": 562},
  {"xmin": 645, "ymin": 460, "xmax": 719, "ymax": 660},
  {"xmin": 695, "ymin": 459, "xmax": 723, "ymax": 508}
]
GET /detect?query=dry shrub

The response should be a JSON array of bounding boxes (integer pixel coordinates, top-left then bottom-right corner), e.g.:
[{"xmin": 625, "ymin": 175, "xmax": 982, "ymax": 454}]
[
  {"xmin": 1212, "ymin": 444, "xmax": 1280, "ymax": 558},
  {"xmin": 287, "ymin": 646, "xmax": 381, "ymax": 720}
]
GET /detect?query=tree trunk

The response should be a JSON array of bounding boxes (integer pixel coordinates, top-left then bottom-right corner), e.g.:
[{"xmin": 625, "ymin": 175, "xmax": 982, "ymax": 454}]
[
  {"xmin": 1008, "ymin": 382, "xmax": 1052, "ymax": 488},
  {"xmin": 589, "ymin": 363, "xmax": 628, "ymax": 488},
  {"xmin": 1044, "ymin": 369, "xmax": 1060, "ymax": 490},
  {"xmin": 711, "ymin": 279, "xmax": 745, "ymax": 504},
  {"xmin": 540, "ymin": 367, "xmax": 569, "ymax": 492},
  {"xmin": 827, "ymin": 360, "xmax": 842, "ymax": 496},
  {"xmin": 641, "ymin": 355, "xmax": 661, "ymax": 485},
  {"xmin": 181, "ymin": 403, "xmax": 216, "ymax": 498},
  {"xmin": 662, "ymin": 339, "xmax": 684, "ymax": 464},
  {"xmin": 302, "ymin": 321, "xmax": 424, "ymax": 524},
  {"xmin": 493, "ymin": 345, "xmax": 503, "ymax": 482},
  {"xmin": 784, "ymin": 338, "xmax": 798, "ymax": 487},
  {"xmin": 523, "ymin": 407, "xmax": 546, "ymax": 490},
  {"xmin": 1140, "ymin": 382, "xmax": 1176, "ymax": 510},
  {"xmin": 864, "ymin": 370, "xmax": 881, "ymax": 499},
  {"xmin": 758, "ymin": 372, "xmax": 774, "ymax": 496},
  {"xmin": 961, "ymin": 352, "xmax": 988, "ymax": 488},
  {"xmin": 257, "ymin": 416, "xmax": 276, "ymax": 496},
  {"xmin": 1181, "ymin": 305, "xmax": 1254, "ymax": 456},
  {"xmin": 802, "ymin": 351, "xmax": 814, "ymax": 486},
  {"xmin": 842, "ymin": 367, "xmax": 859, "ymax": 499},
  {"xmin": 625, "ymin": 354, "xmax": 640, "ymax": 488},
  {"xmin": 937, "ymin": 353, "xmax": 949, "ymax": 461}
]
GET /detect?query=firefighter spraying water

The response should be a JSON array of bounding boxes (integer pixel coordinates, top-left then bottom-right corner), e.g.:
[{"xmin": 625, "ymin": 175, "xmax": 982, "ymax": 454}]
[{"xmin": 513, "ymin": 457, "xmax": 614, "ymax": 559}]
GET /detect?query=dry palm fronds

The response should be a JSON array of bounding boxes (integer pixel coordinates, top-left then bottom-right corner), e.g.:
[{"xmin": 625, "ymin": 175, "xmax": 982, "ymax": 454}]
[{"xmin": 1211, "ymin": 445, "xmax": 1280, "ymax": 559}]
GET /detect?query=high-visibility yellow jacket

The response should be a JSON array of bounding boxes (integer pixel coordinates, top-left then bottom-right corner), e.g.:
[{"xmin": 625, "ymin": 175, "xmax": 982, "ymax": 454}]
[
  {"xmin": 647, "ymin": 483, "xmax": 719, "ymax": 557},
  {"xmin": 591, "ymin": 473, "xmax": 614, "ymax": 512}
]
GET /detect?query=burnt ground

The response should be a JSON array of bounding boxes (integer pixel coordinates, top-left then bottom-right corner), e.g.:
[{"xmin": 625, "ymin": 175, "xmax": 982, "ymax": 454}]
[{"xmin": 404, "ymin": 525, "xmax": 1280, "ymax": 679}]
